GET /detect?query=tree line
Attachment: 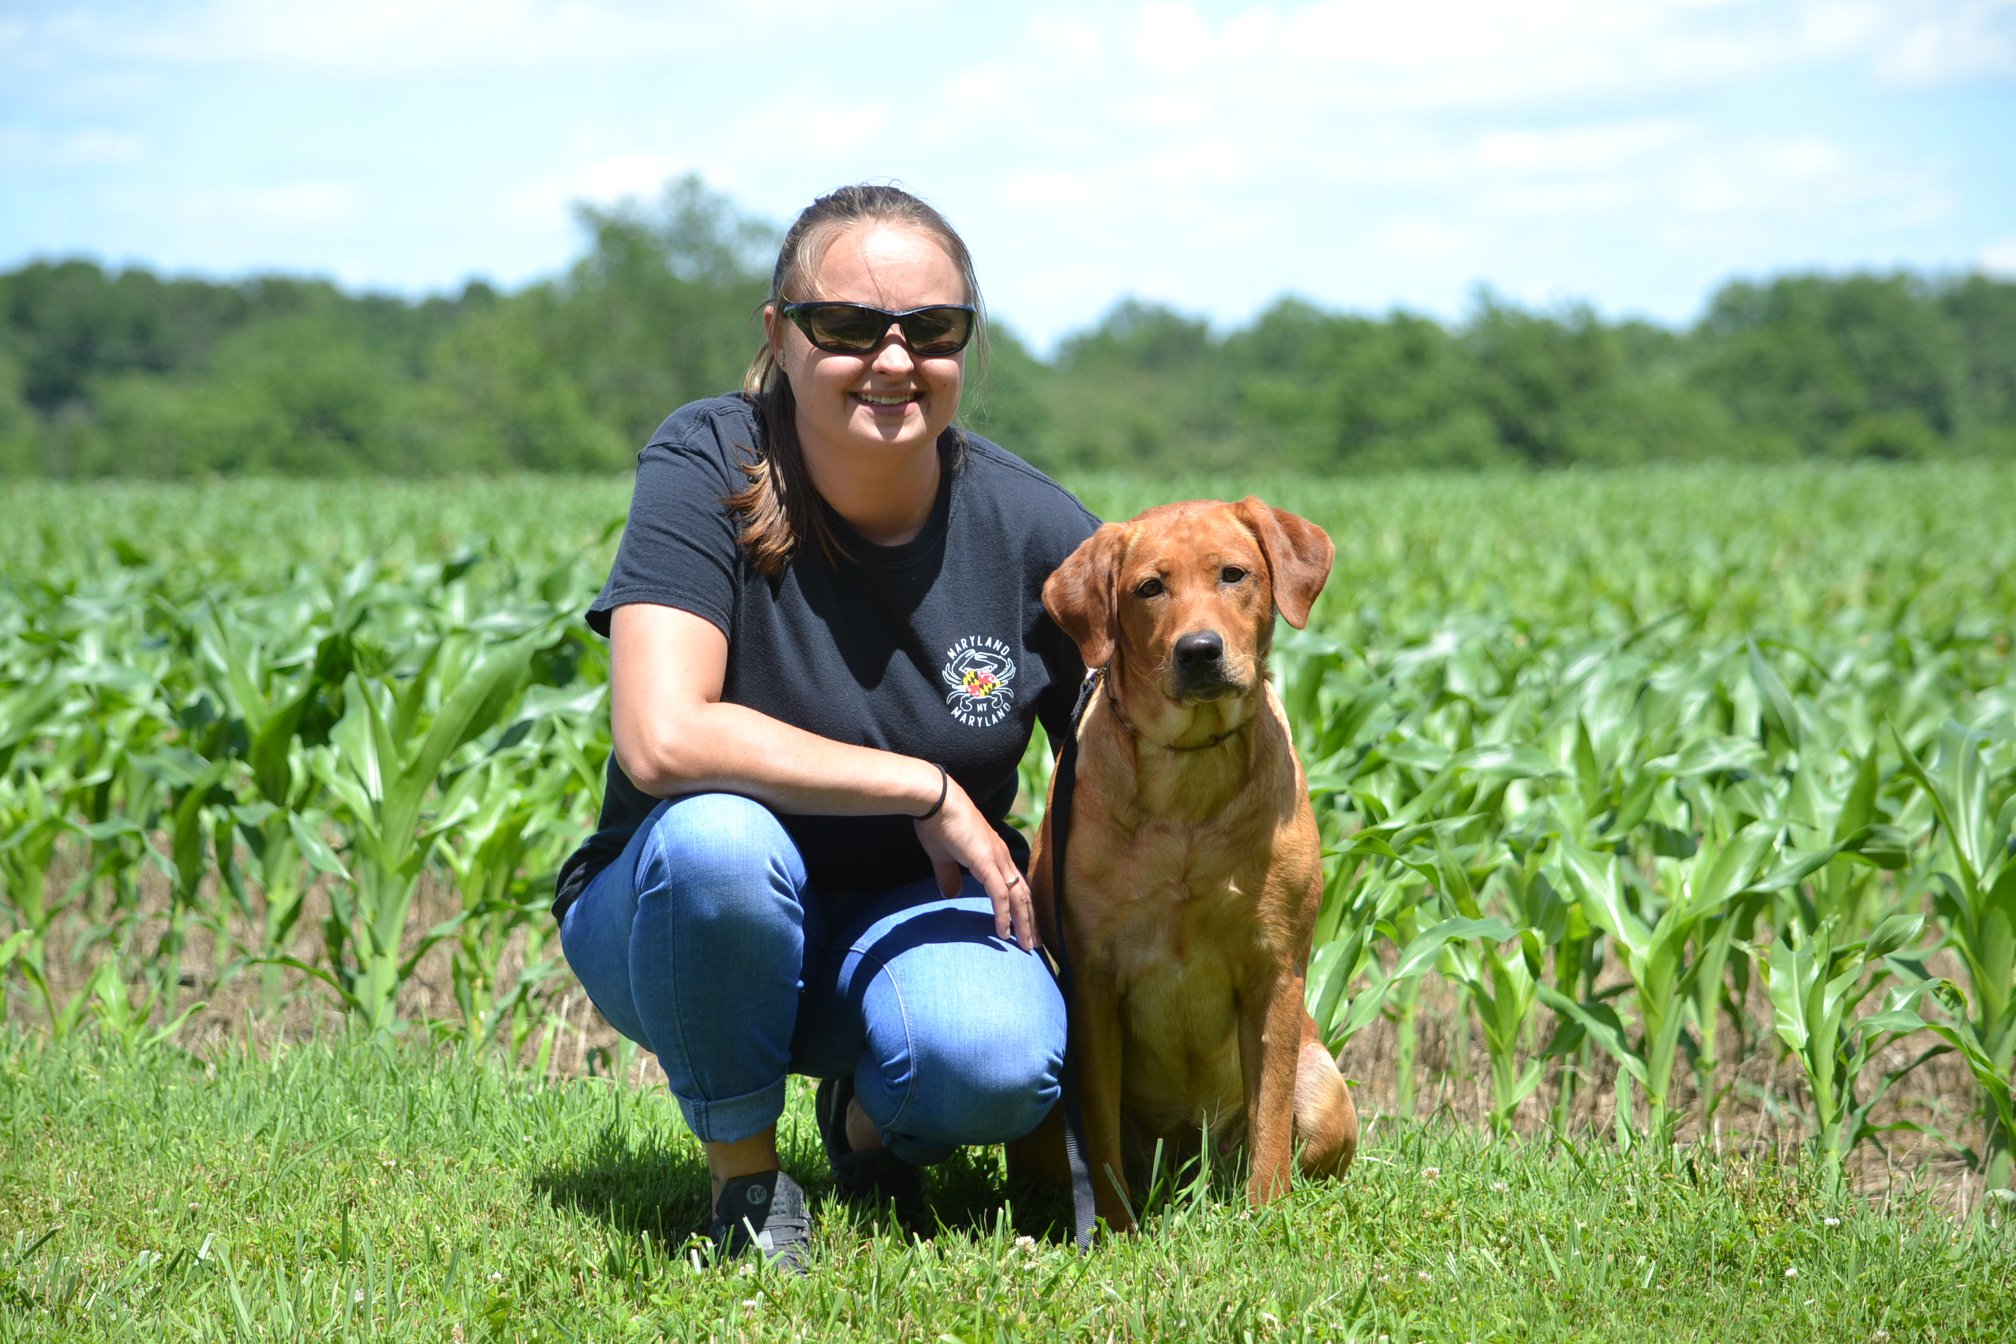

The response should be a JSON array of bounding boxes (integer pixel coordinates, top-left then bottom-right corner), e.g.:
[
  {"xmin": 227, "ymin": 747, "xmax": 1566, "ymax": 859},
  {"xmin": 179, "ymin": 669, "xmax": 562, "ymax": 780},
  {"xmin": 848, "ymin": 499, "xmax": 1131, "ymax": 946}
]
[{"xmin": 3, "ymin": 176, "xmax": 2012, "ymax": 479}]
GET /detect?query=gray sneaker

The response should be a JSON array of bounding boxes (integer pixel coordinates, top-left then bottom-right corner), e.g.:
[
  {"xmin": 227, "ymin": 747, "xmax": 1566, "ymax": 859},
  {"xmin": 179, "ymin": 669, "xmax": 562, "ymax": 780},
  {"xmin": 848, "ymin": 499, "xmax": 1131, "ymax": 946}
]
[{"xmin": 707, "ymin": 1170, "xmax": 812, "ymax": 1273}]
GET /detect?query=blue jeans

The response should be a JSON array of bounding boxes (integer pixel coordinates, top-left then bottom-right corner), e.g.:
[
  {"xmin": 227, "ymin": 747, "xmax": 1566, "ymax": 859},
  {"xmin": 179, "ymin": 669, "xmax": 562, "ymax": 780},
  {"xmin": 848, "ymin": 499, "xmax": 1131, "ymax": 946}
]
[{"xmin": 558, "ymin": 792, "xmax": 1066, "ymax": 1166}]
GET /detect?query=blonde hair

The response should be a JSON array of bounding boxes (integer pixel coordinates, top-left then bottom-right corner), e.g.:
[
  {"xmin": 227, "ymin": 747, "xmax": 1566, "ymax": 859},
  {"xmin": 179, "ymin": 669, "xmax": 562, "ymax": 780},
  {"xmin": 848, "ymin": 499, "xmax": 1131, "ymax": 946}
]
[{"xmin": 730, "ymin": 184, "xmax": 986, "ymax": 577}]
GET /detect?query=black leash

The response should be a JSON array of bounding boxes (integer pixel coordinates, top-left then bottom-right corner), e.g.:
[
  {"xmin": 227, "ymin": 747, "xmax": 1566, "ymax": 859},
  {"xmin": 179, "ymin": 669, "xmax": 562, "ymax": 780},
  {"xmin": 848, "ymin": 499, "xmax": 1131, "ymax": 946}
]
[{"xmin": 1047, "ymin": 667, "xmax": 1103, "ymax": 1250}]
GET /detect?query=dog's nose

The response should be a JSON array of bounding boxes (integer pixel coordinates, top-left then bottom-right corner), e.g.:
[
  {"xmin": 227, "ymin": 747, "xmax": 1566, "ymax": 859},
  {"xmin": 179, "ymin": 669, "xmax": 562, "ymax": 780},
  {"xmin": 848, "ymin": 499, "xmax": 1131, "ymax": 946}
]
[{"xmin": 1175, "ymin": 631, "xmax": 1224, "ymax": 667}]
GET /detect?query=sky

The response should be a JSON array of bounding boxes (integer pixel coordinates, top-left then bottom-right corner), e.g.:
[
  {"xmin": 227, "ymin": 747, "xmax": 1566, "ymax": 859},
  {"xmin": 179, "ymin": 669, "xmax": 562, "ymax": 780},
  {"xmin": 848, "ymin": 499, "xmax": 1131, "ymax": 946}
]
[{"xmin": 3, "ymin": 0, "xmax": 2013, "ymax": 355}]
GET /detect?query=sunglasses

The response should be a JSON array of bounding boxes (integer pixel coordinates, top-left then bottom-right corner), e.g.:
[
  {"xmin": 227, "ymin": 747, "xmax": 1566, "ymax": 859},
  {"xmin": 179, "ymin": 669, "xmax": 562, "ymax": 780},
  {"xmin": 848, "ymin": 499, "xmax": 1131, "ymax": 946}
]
[{"xmin": 779, "ymin": 301, "xmax": 977, "ymax": 356}]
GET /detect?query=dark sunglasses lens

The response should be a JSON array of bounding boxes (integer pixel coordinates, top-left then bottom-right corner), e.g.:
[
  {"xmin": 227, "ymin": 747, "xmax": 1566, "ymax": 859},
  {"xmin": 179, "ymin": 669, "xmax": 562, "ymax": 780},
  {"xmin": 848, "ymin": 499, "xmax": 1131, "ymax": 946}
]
[
  {"xmin": 900, "ymin": 307, "xmax": 973, "ymax": 355},
  {"xmin": 801, "ymin": 306, "xmax": 888, "ymax": 352},
  {"xmin": 793, "ymin": 304, "xmax": 973, "ymax": 355}
]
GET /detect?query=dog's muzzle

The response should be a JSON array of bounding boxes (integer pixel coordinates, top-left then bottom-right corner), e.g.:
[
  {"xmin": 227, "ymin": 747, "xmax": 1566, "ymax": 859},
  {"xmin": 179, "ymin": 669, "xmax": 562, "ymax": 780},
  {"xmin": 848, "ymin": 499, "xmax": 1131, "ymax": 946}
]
[{"xmin": 1172, "ymin": 630, "xmax": 1238, "ymax": 699}]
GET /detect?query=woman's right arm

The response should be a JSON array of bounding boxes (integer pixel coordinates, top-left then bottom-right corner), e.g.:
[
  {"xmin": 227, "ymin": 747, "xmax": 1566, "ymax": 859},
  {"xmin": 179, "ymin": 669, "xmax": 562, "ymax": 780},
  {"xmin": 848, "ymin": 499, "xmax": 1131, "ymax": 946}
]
[{"xmin": 609, "ymin": 602, "xmax": 1038, "ymax": 948}]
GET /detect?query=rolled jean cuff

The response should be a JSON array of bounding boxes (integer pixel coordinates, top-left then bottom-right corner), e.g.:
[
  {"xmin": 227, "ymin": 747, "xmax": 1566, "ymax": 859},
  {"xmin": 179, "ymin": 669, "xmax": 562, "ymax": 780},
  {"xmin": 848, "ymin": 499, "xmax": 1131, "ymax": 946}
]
[{"xmin": 676, "ymin": 1074, "xmax": 791, "ymax": 1147}]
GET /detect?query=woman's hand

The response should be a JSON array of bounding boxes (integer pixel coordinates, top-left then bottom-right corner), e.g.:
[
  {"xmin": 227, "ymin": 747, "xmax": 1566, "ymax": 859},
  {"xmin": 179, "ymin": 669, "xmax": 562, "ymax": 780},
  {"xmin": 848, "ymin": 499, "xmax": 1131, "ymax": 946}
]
[
  {"xmin": 913, "ymin": 773, "xmax": 1039, "ymax": 953},
  {"xmin": 610, "ymin": 607, "xmax": 1038, "ymax": 949}
]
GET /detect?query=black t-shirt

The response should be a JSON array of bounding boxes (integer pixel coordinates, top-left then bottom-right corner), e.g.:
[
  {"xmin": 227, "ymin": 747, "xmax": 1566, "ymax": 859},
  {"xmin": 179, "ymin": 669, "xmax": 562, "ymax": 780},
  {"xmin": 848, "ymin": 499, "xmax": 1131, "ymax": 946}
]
[{"xmin": 552, "ymin": 394, "xmax": 1100, "ymax": 918}]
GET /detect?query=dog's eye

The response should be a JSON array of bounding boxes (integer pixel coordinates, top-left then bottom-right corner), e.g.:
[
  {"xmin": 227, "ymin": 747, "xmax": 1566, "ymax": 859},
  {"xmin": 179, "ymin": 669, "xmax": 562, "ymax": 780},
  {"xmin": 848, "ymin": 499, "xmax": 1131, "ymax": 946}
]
[
  {"xmin": 1134, "ymin": 577, "xmax": 1165, "ymax": 599},
  {"xmin": 1221, "ymin": 566, "xmax": 1248, "ymax": 584}
]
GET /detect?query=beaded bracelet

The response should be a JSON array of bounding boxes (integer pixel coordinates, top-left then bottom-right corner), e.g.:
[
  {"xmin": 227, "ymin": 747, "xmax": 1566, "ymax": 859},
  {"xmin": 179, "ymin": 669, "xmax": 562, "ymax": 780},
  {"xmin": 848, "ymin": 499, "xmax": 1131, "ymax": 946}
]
[{"xmin": 914, "ymin": 763, "xmax": 949, "ymax": 820}]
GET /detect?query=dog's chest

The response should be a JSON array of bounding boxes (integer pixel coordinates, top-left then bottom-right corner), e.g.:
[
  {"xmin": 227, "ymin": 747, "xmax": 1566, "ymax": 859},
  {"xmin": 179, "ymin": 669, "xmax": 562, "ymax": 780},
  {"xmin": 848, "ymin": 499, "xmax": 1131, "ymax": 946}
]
[
  {"xmin": 1082, "ymin": 830, "xmax": 1272, "ymax": 1125},
  {"xmin": 1076, "ymin": 815, "xmax": 1284, "ymax": 974}
]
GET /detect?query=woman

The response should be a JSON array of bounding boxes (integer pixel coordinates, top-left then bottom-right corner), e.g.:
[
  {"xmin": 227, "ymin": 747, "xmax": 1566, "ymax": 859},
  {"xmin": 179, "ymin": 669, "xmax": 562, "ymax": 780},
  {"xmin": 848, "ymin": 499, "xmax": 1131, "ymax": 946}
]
[{"xmin": 552, "ymin": 184, "xmax": 1098, "ymax": 1269}]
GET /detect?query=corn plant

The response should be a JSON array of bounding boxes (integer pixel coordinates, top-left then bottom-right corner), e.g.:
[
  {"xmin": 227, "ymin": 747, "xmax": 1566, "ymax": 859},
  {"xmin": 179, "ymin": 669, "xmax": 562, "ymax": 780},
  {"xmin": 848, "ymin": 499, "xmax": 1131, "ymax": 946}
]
[
  {"xmin": 0, "ymin": 930, "xmax": 29, "ymax": 1022},
  {"xmin": 1306, "ymin": 821, "xmax": 1507, "ymax": 1060},
  {"xmin": 74, "ymin": 956, "xmax": 206, "ymax": 1053},
  {"xmin": 0, "ymin": 777, "xmax": 69, "ymax": 1021},
  {"xmin": 1434, "ymin": 832, "xmax": 1588, "ymax": 1134},
  {"xmin": 1439, "ymin": 918, "xmax": 1544, "ymax": 1134},
  {"xmin": 188, "ymin": 597, "xmax": 359, "ymax": 992},
  {"xmin": 1539, "ymin": 826, "xmax": 1775, "ymax": 1144},
  {"xmin": 1898, "ymin": 720, "xmax": 2016, "ymax": 1182},
  {"xmin": 216, "ymin": 801, "xmax": 349, "ymax": 1004},
  {"xmin": 436, "ymin": 706, "xmax": 588, "ymax": 1053},
  {"xmin": 295, "ymin": 627, "xmax": 548, "ymax": 1035},
  {"xmin": 1754, "ymin": 912, "xmax": 1938, "ymax": 1189}
]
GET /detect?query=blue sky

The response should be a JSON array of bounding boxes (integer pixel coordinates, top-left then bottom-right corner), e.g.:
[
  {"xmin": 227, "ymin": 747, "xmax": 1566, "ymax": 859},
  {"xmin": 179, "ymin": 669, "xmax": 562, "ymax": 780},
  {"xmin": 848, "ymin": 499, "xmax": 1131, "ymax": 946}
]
[{"xmin": 3, "ymin": 0, "xmax": 2012, "ymax": 354}]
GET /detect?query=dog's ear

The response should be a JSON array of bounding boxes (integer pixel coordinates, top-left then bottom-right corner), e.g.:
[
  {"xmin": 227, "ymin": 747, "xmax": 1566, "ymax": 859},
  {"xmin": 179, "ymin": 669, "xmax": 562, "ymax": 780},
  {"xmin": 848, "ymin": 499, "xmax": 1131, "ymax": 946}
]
[
  {"xmin": 1043, "ymin": 524, "xmax": 1124, "ymax": 667},
  {"xmin": 1235, "ymin": 496, "xmax": 1334, "ymax": 629}
]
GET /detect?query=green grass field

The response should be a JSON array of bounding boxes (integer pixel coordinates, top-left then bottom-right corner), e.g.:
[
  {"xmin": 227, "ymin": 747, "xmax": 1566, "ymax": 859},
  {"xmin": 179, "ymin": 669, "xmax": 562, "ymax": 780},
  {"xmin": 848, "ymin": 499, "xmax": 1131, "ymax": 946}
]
[
  {"xmin": 4, "ymin": 461, "xmax": 2015, "ymax": 1339},
  {"xmin": 4, "ymin": 1029, "xmax": 2011, "ymax": 1343}
]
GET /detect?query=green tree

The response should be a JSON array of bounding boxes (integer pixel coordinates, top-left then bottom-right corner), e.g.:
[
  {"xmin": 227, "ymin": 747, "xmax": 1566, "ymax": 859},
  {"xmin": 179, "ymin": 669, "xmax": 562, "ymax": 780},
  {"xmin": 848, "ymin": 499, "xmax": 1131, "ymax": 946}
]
[
  {"xmin": 420, "ymin": 286, "xmax": 629, "ymax": 472},
  {"xmin": 961, "ymin": 321, "xmax": 1053, "ymax": 466},
  {"xmin": 0, "ymin": 351, "xmax": 36, "ymax": 474},
  {"xmin": 1232, "ymin": 302, "xmax": 1506, "ymax": 471},
  {"xmin": 0, "ymin": 260, "xmax": 350, "ymax": 416},
  {"xmin": 1943, "ymin": 274, "xmax": 2016, "ymax": 456},
  {"xmin": 5, "ymin": 177, "xmax": 2014, "ymax": 479},
  {"xmin": 1689, "ymin": 273, "xmax": 1968, "ymax": 457},
  {"xmin": 89, "ymin": 303, "xmax": 424, "ymax": 477},
  {"xmin": 1041, "ymin": 300, "xmax": 1248, "ymax": 471},
  {"xmin": 539, "ymin": 175, "xmax": 776, "ymax": 443}
]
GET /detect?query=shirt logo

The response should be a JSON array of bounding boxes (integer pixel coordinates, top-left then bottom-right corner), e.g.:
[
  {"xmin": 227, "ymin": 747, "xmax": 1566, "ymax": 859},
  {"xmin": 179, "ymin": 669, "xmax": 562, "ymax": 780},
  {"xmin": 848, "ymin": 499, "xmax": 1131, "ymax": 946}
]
[{"xmin": 941, "ymin": 635, "xmax": 1017, "ymax": 728}]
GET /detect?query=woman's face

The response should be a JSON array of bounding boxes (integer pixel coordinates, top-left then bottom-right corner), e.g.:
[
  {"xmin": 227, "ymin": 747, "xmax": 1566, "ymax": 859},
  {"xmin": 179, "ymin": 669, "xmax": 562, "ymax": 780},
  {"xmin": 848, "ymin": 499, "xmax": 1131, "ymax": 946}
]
[{"xmin": 766, "ymin": 222, "xmax": 968, "ymax": 466}]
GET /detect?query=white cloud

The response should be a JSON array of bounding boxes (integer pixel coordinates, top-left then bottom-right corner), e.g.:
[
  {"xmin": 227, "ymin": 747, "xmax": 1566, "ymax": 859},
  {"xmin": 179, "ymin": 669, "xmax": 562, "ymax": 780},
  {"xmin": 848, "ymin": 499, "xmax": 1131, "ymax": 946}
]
[
  {"xmin": 9, "ymin": 0, "xmax": 2005, "ymax": 98},
  {"xmin": 736, "ymin": 101, "xmax": 898, "ymax": 165},
  {"xmin": 116, "ymin": 180, "xmax": 368, "ymax": 231},
  {"xmin": 1133, "ymin": 0, "xmax": 1213, "ymax": 76},
  {"xmin": 1366, "ymin": 214, "xmax": 1475, "ymax": 261},
  {"xmin": 1483, "ymin": 179, "xmax": 1644, "ymax": 218},
  {"xmin": 994, "ymin": 167, "xmax": 1119, "ymax": 213},
  {"xmin": 1103, "ymin": 1, "xmax": 1801, "ymax": 113},
  {"xmin": 1875, "ymin": 0, "xmax": 2016, "ymax": 85},
  {"xmin": 1141, "ymin": 133, "xmax": 1251, "ymax": 188},
  {"xmin": 0, "ymin": 125, "xmax": 146, "ymax": 168},
  {"xmin": 1472, "ymin": 121, "xmax": 1695, "ymax": 178},
  {"xmin": 993, "ymin": 0, "xmax": 2010, "ymax": 128},
  {"xmin": 1980, "ymin": 236, "xmax": 2016, "ymax": 274},
  {"xmin": 1023, "ymin": 13, "xmax": 1106, "ymax": 69},
  {"xmin": 61, "ymin": 129, "xmax": 145, "ymax": 166},
  {"xmin": 1663, "ymin": 133, "xmax": 1938, "ymax": 221},
  {"xmin": 11, "ymin": 0, "xmax": 2003, "ymax": 119},
  {"xmin": 9, "ymin": 0, "xmax": 829, "ymax": 73},
  {"xmin": 503, "ymin": 154, "xmax": 704, "ymax": 226}
]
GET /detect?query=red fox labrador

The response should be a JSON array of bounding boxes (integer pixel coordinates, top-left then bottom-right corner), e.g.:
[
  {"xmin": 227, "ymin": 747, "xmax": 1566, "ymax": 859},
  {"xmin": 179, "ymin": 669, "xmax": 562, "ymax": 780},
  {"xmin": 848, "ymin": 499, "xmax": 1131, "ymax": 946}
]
[{"xmin": 1015, "ymin": 496, "xmax": 1358, "ymax": 1233}]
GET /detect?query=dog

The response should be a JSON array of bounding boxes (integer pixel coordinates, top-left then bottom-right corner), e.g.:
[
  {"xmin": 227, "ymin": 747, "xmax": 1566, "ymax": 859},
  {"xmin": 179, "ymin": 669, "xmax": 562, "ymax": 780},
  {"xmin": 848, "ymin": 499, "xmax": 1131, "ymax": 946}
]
[{"xmin": 1012, "ymin": 496, "xmax": 1358, "ymax": 1234}]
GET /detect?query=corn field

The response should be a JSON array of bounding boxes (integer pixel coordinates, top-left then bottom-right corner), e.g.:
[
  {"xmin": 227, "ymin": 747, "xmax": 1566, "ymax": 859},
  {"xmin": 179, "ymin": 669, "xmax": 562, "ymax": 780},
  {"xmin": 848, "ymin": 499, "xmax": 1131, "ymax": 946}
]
[{"xmin": 3, "ymin": 464, "xmax": 2013, "ymax": 1192}]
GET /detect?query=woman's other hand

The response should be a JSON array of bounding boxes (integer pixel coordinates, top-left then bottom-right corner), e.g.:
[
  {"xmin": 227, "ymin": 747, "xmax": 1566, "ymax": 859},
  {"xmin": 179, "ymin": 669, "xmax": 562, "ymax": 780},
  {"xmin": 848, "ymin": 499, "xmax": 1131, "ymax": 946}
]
[{"xmin": 912, "ymin": 770, "xmax": 1038, "ymax": 953}]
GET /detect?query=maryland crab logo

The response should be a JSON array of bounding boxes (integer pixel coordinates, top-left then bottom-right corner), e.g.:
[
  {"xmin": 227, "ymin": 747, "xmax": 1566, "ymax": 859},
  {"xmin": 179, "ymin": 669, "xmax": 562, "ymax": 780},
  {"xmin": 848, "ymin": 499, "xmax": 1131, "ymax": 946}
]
[{"xmin": 941, "ymin": 635, "xmax": 1017, "ymax": 728}]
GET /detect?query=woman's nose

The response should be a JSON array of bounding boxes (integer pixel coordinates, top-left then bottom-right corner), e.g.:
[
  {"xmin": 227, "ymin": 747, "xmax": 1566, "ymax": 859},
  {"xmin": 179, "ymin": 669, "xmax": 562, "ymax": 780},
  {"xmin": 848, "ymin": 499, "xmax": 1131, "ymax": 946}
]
[{"xmin": 870, "ymin": 327, "xmax": 916, "ymax": 373}]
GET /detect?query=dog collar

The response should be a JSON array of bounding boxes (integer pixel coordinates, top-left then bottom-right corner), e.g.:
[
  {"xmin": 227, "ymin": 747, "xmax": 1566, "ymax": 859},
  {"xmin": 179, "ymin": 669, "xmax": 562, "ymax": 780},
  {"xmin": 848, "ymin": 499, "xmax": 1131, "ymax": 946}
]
[{"xmin": 1091, "ymin": 667, "xmax": 1249, "ymax": 753}]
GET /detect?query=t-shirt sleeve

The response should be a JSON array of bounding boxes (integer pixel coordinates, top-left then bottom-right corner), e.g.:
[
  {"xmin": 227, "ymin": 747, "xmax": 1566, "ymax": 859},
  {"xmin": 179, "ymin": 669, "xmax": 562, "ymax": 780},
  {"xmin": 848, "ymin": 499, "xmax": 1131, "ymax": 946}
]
[{"xmin": 587, "ymin": 413, "xmax": 746, "ymax": 639}]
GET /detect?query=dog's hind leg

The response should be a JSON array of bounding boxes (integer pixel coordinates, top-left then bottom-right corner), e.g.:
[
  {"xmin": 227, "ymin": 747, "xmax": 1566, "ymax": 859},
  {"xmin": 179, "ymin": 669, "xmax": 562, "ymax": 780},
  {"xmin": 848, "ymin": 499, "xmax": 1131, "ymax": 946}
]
[{"xmin": 1292, "ymin": 1026, "xmax": 1358, "ymax": 1179}]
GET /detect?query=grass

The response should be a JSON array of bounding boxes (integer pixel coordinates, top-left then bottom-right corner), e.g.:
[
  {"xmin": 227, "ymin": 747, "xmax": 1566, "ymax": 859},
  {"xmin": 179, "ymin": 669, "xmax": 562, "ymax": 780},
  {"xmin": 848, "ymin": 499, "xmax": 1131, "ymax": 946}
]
[{"xmin": 3, "ymin": 1027, "xmax": 2010, "ymax": 1343}]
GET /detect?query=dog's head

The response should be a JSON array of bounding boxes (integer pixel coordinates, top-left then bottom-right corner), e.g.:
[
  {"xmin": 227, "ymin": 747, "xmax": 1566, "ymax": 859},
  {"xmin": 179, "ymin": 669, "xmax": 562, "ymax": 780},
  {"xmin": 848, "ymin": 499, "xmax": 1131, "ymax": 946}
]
[{"xmin": 1044, "ymin": 497, "xmax": 1333, "ymax": 741}]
